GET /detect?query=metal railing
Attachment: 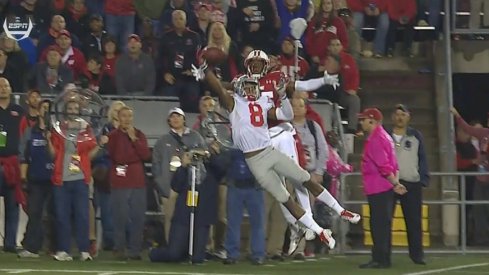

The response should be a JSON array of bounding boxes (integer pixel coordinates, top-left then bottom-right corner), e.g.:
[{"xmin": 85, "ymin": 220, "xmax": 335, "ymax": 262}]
[{"xmin": 338, "ymin": 171, "xmax": 489, "ymax": 254}]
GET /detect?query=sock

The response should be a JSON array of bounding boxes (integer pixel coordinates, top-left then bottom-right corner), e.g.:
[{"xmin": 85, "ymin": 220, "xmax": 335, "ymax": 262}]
[
  {"xmin": 316, "ymin": 189, "xmax": 344, "ymax": 215},
  {"xmin": 295, "ymin": 187, "xmax": 312, "ymax": 215},
  {"xmin": 298, "ymin": 214, "xmax": 323, "ymax": 235},
  {"xmin": 295, "ymin": 78, "xmax": 325, "ymax": 92}
]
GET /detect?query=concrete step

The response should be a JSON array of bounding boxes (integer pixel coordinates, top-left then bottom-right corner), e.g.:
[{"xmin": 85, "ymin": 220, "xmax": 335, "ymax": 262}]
[{"xmin": 359, "ymin": 72, "xmax": 434, "ymax": 91}]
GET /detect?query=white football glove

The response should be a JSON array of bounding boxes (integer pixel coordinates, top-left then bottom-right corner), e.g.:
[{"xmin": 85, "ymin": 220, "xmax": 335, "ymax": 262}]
[
  {"xmin": 273, "ymin": 74, "xmax": 290, "ymax": 99},
  {"xmin": 323, "ymin": 71, "xmax": 340, "ymax": 89},
  {"xmin": 191, "ymin": 61, "xmax": 208, "ymax": 81}
]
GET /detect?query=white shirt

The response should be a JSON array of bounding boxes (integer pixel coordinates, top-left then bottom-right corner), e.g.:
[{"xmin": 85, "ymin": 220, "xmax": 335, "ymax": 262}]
[{"xmin": 229, "ymin": 94, "xmax": 273, "ymax": 153}]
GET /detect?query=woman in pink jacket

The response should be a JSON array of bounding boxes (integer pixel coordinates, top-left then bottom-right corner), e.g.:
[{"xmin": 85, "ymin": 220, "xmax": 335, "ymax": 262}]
[{"xmin": 357, "ymin": 108, "xmax": 406, "ymax": 269}]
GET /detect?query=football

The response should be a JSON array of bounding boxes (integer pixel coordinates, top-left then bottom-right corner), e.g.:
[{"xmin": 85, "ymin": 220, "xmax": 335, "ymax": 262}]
[{"xmin": 202, "ymin": 47, "xmax": 227, "ymax": 66}]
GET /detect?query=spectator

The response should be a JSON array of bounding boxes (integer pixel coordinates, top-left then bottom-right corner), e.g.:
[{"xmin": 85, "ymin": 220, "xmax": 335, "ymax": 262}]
[
  {"xmin": 46, "ymin": 97, "xmax": 106, "ymax": 261},
  {"xmin": 10, "ymin": 0, "xmax": 52, "ymax": 40},
  {"xmin": 278, "ymin": 37, "xmax": 310, "ymax": 81},
  {"xmin": 305, "ymin": 0, "xmax": 349, "ymax": 65},
  {"xmin": 236, "ymin": 44, "xmax": 254, "ymax": 75},
  {"xmin": 85, "ymin": 0, "xmax": 104, "ymax": 15},
  {"xmin": 223, "ymin": 149, "xmax": 265, "ymax": 265},
  {"xmin": 190, "ymin": 3, "xmax": 213, "ymax": 45},
  {"xmin": 275, "ymin": 0, "xmax": 310, "ymax": 46},
  {"xmin": 107, "ymin": 106, "xmax": 151, "ymax": 260},
  {"xmin": 456, "ymin": 125, "xmax": 479, "ymax": 244},
  {"xmin": 152, "ymin": 107, "xmax": 207, "ymax": 243},
  {"xmin": 158, "ymin": 10, "xmax": 201, "ymax": 112},
  {"xmin": 206, "ymin": 21, "xmax": 239, "ymax": 82},
  {"xmin": 91, "ymin": 101, "xmax": 126, "ymax": 252},
  {"xmin": 388, "ymin": 104, "xmax": 428, "ymax": 265},
  {"xmin": 40, "ymin": 30, "xmax": 87, "ymax": 81},
  {"xmin": 337, "ymin": 8, "xmax": 361, "ymax": 60},
  {"xmin": 102, "ymin": 37, "xmax": 118, "ymax": 88},
  {"xmin": 115, "ymin": 34, "xmax": 155, "ymax": 95},
  {"xmin": 149, "ymin": 142, "xmax": 226, "ymax": 264},
  {"xmin": 159, "ymin": 0, "xmax": 195, "ymax": 32},
  {"xmin": 325, "ymin": 131, "xmax": 353, "ymax": 198},
  {"xmin": 416, "ymin": 0, "xmax": 441, "ymax": 35},
  {"xmin": 63, "ymin": 0, "xmax": 90, "ymax": 40},
  {"xmin": 79, "ymin": 55, "xmax": 115, "ymax": 95},
  {"xmin": 0, "ymin": 77, "xmax": 24, "ymax": 253},
  {"xmin": 451, "ymin": 107, "xmax": 489, "ymax": 246},
  {"xmin": 81, "ymin": 14, "xmax": 109, "ymax": 58},
  {"xmin": 19, "ymin": 89, "xmax": 41, "ymax": 136},
  {"xmin": 326, "ymin": 37, "xmax": 360, "ymax": 134},
  {"xmin": 28, "ymin": 45, "xmax": 74, "ymax": 94},
  {"xmin": 17, "ymin": 99, "xmax": 54, "ymax": 258},
  {"xmin": 0, "ymin": 34, "xmax": 28, "ymax": 91},
  {"xmin": 139, "ymin": 17, "xmax": 159, "ymax": 60},
  {"xmin": 0, "ymin": 49, "xmax": 24, "ymax": 94},
  {"xmin": 192, "ymin": 95, "xmax": 216, "ymax": 131},
  {"xmin": 237, "ymin": 0, "xmax": 276, "ymax": 53},
  {"xmin": 209, "ymin": 0, "xmax": 240, "ymax": 39},
  {"xmin": 293, "ymin": 91, "xmax": 327, "ymax": 134},
  {"xmin": 347, "ymin": 0, "xmax": 389, "ymax": 57},
  {"xmin": 386, "ymin": 0, "xmax": 416, "ymax": 58},
  {"xmin": 357, "ymin": 108, "xmax": 406, "ymax": 269},
  {"xmin": 104, "ymin": 0, "xmax": 136, "ymax": 51},
  {"xmin": 37, "ymin": 15, "xmax": 81, "ymax": 57}
]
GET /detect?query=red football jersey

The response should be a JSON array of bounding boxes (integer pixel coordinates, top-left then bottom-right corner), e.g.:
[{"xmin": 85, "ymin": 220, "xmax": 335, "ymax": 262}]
[{"xmin": 259, "ymin": 70, "xmax": 288, "ymax": 128}]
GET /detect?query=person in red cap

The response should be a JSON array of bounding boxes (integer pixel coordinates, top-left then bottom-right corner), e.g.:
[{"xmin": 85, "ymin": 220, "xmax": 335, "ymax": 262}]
[
  {"xmin": 39, "ymin": 30, "xmax": 87, "ymax": 81},
  {"xmin": 358, "ymin": 107, "xmax": 407, "ymax": 269}
]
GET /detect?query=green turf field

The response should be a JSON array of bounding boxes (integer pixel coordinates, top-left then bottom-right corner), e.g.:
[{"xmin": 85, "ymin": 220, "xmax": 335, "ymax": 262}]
[{"xmin": 0, "ymin": 252, "xmax": 487, "ymax": 275}]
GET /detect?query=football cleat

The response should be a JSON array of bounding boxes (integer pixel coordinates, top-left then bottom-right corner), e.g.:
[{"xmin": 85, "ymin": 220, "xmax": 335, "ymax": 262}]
[
  {"xmin": 319, "ymin": 229, "xmax": 336, "ymax": 250},
  {"xmin": 341, "ymin": 210, "xmax": 361, "ymax": 224}
]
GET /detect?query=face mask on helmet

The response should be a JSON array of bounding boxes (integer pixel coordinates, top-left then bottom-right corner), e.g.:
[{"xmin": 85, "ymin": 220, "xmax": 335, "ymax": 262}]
[
  {"xmin": 244, "ymin": 50, "xmax": 270, "ymax": 78},
  {"xmin": 239, "ymin": 77, "xmax": 260, "ymax": 101}
]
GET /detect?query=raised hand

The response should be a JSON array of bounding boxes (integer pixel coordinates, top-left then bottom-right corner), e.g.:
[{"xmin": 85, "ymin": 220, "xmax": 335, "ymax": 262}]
[{"xmin": 323, "ymin": 71, "xmax": 340, "ymax": 89}]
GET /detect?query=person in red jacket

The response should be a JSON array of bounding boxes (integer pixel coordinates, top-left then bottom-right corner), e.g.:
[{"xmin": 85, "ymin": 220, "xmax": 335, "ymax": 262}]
[
  {"xmin": 325, "ymin": 37, "xmax": 360, "ymax": 134},
  {"xmin": 278, "ymin": 37, "xmax": 310, "ymax": 81},
  {"xmin": 305, "ymin": 0, "xmax": 349, "ymax": 65},
  {"xmin": 386, "ymin": 0, "xmax": 416, "ymax": 57},
  {"xmin": 347, "ymin": 0, "xmax": 389, "ymax": 57},
  {"xmin": 104, "ymin": 0, "xmax": 136, "ymax": 51},
  {"xmin": 47, "ymin": 98, "xmax": 106, "ymax": 261},
  {"xmin": 39, "ymin": 30, "xmax": 87, "ymax": 80},
  {"xmin": 107, "ymin": 106, "xmax": 151, "ymax": 260}
]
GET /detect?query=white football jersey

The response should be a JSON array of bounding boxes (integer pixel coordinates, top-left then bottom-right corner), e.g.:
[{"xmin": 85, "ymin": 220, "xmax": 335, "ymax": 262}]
[{"xmin": 229, "ymin": 94, "xmax": 274, "ymax": 153}]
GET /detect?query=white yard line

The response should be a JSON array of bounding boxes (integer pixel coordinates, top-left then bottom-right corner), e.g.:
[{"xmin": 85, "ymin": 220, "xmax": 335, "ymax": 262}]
[
  {"xmin": 403, "ymin": 263, "xmax": 489, "ymax": 275},
  {"xmin": 1, "ymin": 271, "xmax": 254, "ymax": 275}
]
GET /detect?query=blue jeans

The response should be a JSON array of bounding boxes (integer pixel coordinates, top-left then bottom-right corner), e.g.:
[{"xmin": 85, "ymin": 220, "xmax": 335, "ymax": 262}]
[
  {"xmin": 105, "ymin": 14, "xmax": 135, "ymax": 52},
  {"xmin": 111, "ymin": 188, "xmax": 146, "ymax": 257},
  {"xmin": 94, "ymin": 190, "xmax": 114, "ymax": 249},
  {"xmin": 149, "ymin": 223, "xmax": 210, "ymax": 263},
  {"xmin": 353, "ymin": 12, "xmax": 389, "ymax": 55},
  {"xmin": 225, "ymin": 186, "xmax": 265, "ymax": 261},
  {"xmin": 0, "ymin": 171, "xmax": 19, "ymax": 249},
  {"xmin": 53, "ymin": 180, "xmax": 89, "ymax": 253}
]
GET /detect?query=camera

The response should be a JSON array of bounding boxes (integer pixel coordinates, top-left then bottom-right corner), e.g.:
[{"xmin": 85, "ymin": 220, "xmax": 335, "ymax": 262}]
[{"xmin": 187, "ymin": 148, "xmax": 210, "ymax": 162}]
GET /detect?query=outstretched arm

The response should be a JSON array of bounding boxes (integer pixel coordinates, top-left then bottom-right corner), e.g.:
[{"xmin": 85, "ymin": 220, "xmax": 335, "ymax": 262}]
[
  {"xmin": 289, "ymin": 71, "xmax": 340, "ymax": 92},
  {"xmin": 193, "ymin": 63, "xmax": 235, "ymax": 112}
]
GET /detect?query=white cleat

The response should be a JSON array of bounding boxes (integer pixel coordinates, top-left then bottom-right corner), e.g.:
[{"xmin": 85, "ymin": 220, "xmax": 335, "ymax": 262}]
[
  {"xmin": 287, "ymin": 226, "xmax": 305, "ymax": 256},
  {"xmin": 18, "ymin": 250, "xmax": 39, "ymax": 258},
  {"xmin": 319, "ymin": 229, "xmax": 336, "ymax": 250},
  {"xmin": 53, "ymin": 251, "xmax": 73, "ymax": 261},
  {"xmin": 304, "ymin": 229, "xmax": 316, "ymax": 241},
  {"xmin": 341, "ymin": 210, "xmax": 361, "ymax": 224},
  {"xmin": 80, "ymin": 252, "xmax": 93, "ymax": 261}
]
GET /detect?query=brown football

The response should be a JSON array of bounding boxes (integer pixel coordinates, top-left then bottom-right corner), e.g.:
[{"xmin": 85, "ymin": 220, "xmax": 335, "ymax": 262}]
[{"xmin": 202, "ymin": 47, "xmax": 227, "ymax": 66}]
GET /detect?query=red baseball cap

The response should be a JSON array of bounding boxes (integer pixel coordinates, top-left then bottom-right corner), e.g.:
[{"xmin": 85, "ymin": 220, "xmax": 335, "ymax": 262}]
[
  {"xmin": 128, "ymin": 34, "xmax": 141, "ymax": 42},
  {"xmin": 358, "ymin": 108, "xmax": 383, "ymax": 121},
  {"xmin": 58, "ymin": 30, "xmax": 71, "ymax": 38}
]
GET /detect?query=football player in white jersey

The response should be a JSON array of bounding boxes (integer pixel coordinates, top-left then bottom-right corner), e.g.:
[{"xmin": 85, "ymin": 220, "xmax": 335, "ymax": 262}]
[
  {"xmin": 192, "ymin": 64, "xmax": 355, "ymax": 250},
  {"xmin": 245, "ymin": 50, "xmax": 360, "ymax": 255}
]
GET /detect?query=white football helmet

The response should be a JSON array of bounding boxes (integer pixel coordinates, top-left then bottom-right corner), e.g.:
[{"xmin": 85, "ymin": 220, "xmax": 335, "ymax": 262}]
[
  {"xmin": 244, "ymin": 50, "xmax": 270, "ymax": 79},
  {"xmin": 235, "ymin": 75, "xmax": 260, "ymax": 101}
]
